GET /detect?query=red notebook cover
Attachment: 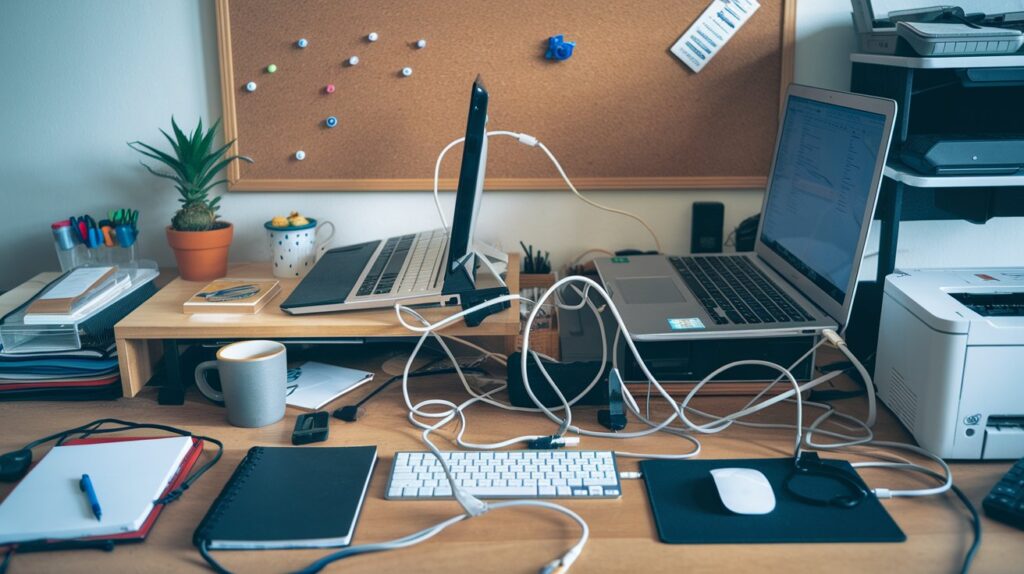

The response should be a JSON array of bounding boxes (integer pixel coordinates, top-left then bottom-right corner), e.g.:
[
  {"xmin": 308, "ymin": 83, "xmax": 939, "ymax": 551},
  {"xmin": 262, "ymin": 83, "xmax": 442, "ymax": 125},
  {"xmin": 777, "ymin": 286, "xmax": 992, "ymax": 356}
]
[
  {"xmin": 0, "ymin": 375, "xmax": 119, "ymax": 391},
  {"xmin": 42, "ymin": 436, "xmax": 203, "ymax": 544}
]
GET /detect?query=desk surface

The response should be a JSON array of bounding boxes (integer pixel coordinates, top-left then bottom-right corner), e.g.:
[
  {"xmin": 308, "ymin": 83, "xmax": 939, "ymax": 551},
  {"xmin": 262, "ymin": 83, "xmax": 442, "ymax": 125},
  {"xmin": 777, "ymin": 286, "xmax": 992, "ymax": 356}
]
[
  {"xmin": 115, "ymin": 257, "xmax": 521, "ymax": 340},
  {"xmin": 1, "ymin": 347, "xmax": 1020, "ymax": 573}
]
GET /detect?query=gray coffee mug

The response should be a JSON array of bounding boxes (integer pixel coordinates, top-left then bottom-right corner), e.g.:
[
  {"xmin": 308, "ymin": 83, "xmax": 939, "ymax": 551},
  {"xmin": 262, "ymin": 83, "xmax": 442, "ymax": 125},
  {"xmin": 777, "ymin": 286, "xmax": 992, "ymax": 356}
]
[{"xmin": 194, "ymin": 340, "xmax": 287, "ymax": 428}]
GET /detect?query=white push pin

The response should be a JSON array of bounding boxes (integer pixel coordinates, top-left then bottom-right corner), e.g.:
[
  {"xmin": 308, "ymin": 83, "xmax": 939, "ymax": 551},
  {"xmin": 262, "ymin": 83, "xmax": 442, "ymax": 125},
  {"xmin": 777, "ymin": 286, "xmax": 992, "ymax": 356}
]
[
  {"xmin": 347, "ymin": 55, "xmax": 360, "ymax": 66},
  {"xmin": 416, "ymin": 39, "xmax": 427, "ymax": 49},
  {"xmin": 295, "ymin": 150, "xmax": 306, "ymax": 161},
  {"xmin": 401, "ymin": 67, "xmax": 413, "ymax": 77},
  {"xmin": 245, "ymin": 81, "xmax": 257, "ymax": 92},
  {"xmin": 367, "ymin": 32, "xmax": 379, "ymax": 42},
  {"xmin": 297, "ymin": 38, "xmax": 308, "ymax": 48}
]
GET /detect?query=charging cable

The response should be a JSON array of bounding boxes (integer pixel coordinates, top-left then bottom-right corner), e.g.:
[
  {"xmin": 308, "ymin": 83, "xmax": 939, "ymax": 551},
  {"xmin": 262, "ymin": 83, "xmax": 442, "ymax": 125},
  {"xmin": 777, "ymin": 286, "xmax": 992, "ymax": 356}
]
[
  {"xmin": 274, "ymin": 130, "xmax": 973, "ymax": 574},
  {"xmin": 432, "ymin": 131, "xmax": 662, "ymax": 252}
]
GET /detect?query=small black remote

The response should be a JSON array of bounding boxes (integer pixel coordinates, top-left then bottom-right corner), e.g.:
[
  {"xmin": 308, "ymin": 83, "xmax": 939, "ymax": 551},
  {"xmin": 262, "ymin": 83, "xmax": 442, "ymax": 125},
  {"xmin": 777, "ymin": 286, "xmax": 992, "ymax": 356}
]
[{"xmin": 291, "ymin": 411, "xmax": 330, "ymax": 445}]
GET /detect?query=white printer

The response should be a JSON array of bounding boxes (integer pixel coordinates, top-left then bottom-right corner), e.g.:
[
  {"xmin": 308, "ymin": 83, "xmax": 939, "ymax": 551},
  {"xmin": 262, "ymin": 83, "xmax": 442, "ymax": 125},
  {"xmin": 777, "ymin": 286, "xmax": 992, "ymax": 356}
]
[{"xmin": 875, "ymin": 268, "xmax": 1024, "ymax": 460}]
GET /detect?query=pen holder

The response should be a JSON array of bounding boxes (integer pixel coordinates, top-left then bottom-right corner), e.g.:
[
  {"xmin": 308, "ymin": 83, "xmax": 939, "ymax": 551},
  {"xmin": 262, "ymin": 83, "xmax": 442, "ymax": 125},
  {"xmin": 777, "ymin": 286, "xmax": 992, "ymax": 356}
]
[{"xmin": 52, "ymin": 221, "xmax": 85, "ymax": 272}]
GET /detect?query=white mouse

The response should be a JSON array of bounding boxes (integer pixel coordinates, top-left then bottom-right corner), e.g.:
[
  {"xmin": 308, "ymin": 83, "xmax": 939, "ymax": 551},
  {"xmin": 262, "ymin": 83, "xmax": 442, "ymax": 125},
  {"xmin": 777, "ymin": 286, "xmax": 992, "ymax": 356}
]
[{"xmin": 710, "ymin": 467, "xmax": 776, "ymax": 515}]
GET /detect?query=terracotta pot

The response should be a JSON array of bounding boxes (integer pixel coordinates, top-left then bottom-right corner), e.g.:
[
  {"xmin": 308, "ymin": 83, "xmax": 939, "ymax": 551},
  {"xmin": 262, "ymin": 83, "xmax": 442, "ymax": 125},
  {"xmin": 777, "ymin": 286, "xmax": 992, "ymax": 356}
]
[{"xmin": 166, "ymin": 223, "xmax": 234, "ymax": 281}]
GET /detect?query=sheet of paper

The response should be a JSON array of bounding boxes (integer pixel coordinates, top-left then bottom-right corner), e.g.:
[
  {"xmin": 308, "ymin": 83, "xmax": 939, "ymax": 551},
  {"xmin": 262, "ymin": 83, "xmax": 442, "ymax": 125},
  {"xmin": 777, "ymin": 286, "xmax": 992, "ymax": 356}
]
[
  {"xmin": 0, "ymin": 436, "xmax": 192, "ymax": 544},
  {"xmin": 40, "ymin": 267, "xmax": 114, "ymax": 300},
  {"xmin": 670, "ymin": 0, "xmax": 760, "ymax": 73},
  {"xmin": 287, "ymin": 361, "xmax": 374, "ymax": 410}
]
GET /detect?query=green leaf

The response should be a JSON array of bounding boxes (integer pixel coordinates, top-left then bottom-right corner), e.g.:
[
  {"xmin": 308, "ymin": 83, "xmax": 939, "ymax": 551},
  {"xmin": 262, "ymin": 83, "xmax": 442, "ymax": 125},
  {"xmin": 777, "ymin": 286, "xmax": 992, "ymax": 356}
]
[
  {"xmin": 194, "ymin": 140, "xmax": 234, "ymax": 181},
  {"xmin": 127, "ymin": 141, "xmax": 188, "ymax": 181},
  {"xmin": 170, "ymin": 117, "xmax": 192, "ymax": 165},
  {"xmin": 196, "ymin": 154, "xmax": 251, "ymax": 190},
  {"xmin": 201, "ymin": 178, "xmax": 229, "ymax": 194},
  {"xmin": 137, "ymin": 161, "xmax": 181, "ymax": 183}
]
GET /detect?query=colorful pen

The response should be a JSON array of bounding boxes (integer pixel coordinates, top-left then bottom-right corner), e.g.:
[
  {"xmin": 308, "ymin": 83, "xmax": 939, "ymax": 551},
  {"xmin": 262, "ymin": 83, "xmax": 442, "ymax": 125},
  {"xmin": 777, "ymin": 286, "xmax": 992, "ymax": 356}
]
[{"xmin": 79, "ymin": 474, "xmax": 102, "ymax": 520}]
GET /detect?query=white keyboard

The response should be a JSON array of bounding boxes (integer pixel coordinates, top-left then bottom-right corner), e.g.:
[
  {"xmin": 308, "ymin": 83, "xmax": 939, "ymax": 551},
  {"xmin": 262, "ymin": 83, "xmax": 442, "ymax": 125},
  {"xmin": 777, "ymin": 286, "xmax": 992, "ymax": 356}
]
[
  {"xmin": 396, "ymin": 229, "xmax": 447, "ymax": 294},
  {"xmin": 386, "ymin": 450, "xmax": 621, "ymax": 500}
]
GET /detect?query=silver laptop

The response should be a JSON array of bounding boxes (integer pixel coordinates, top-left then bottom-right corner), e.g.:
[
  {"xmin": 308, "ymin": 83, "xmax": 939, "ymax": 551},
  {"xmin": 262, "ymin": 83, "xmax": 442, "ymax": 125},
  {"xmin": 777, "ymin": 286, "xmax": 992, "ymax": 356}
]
[
  {"xmin": 595, "ymin": 84, "xmax": 897, "ymax": 341},
  {"xmin": 281, "ymin": 78, "xmax": 491, "ymax": 314}
]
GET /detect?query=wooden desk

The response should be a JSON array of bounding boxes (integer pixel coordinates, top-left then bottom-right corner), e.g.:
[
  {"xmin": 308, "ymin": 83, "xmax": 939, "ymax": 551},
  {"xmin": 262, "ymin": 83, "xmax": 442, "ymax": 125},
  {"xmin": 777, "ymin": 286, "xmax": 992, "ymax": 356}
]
[
  {"xmin": 0, "ymin": 347, "xmax": 1019, "ymax": 573},
  {"xmin": 114, "ymin": 257, "xmax": 520, "ymax": 401}
]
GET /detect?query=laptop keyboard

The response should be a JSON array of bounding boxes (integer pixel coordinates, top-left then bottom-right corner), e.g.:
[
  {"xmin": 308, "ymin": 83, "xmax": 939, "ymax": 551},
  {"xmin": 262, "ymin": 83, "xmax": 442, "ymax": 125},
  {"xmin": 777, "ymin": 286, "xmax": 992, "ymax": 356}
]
[
  {"xmin": 356, "ymin": 230, "xmax": 447, "ymax": 297},
  {"xmin": 669, "ymin": 256, "xmax": 813, "ymax": 325}
]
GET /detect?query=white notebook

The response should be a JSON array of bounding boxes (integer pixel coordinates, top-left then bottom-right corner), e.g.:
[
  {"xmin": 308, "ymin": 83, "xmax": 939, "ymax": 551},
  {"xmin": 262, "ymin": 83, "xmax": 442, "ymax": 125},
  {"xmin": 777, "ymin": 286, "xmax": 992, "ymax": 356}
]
[
  {"xmin": 286, "ymin": 361, "xmax": 374, "ymax": 410},
  {"xmin": 0, "ymin": 436, "xmax": 192, "ymax": 544}
]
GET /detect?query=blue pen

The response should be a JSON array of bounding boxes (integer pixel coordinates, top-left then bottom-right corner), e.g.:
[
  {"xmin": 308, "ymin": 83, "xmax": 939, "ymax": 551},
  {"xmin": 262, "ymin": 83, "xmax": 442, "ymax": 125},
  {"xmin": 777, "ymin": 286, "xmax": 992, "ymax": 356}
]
[{"xmin": 79, "ymin": 474, "xmax": 102, "ymax": 520}]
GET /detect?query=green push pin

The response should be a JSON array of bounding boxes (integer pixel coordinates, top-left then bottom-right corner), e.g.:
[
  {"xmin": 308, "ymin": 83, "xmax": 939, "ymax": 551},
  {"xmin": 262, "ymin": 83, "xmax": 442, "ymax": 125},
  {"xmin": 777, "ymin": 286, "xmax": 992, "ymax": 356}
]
[{"xmin": 266, "ymin": 64, "xmax": 278, "ymax": 73}]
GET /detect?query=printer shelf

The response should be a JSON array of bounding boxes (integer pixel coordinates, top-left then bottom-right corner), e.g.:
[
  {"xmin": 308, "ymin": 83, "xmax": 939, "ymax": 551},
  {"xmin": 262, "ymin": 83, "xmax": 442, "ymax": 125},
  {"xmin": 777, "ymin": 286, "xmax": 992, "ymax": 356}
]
[
  {"xmin": 885, "ymin": 162, "xmax": 1024, "ymax": 188},
  {"xmin": 851, "ymin": 52, "xmax": 1024, "ymax": 69},
  {"xmin": 845, "ymin": 52, "xmax": 1024, "ymax": 370}
]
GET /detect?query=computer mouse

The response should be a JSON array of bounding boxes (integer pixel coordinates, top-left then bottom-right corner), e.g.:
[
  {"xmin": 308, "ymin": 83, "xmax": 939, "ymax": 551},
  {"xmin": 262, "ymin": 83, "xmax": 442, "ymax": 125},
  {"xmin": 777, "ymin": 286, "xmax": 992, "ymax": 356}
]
[{"xmin": 710, "ymin": 467, "xmax": 776, "ymax": 515}]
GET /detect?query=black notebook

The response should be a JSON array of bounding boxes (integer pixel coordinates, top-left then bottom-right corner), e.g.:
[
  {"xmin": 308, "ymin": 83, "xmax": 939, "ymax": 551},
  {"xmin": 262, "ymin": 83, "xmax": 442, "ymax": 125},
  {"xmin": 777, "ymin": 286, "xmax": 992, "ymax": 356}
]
[{"xmin": 193, "ymin": 446, "xmax": 377, "ymax": 550}]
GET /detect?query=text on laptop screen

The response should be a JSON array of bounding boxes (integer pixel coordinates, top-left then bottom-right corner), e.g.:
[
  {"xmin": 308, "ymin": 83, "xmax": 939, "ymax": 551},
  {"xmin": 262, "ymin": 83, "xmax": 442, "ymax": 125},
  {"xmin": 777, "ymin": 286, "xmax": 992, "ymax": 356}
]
[{"xmin": 759, "ymin": 95, "xmax": 887, "ymax": 304}]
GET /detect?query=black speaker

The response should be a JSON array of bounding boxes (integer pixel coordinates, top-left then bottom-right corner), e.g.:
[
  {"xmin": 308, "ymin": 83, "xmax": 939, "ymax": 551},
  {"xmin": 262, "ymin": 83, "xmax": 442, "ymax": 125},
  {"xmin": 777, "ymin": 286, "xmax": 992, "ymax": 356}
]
[{"xmin": 691, "ymin": 202, "xmax": 724, "ymax": 253}]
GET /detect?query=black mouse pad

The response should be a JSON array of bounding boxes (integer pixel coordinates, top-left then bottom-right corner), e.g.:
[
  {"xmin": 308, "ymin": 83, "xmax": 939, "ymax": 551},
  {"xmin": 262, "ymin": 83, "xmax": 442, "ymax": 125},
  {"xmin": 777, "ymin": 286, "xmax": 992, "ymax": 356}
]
[{"xmin": 640, "ymin": 458, "xmax": 905, "ymax": 544}]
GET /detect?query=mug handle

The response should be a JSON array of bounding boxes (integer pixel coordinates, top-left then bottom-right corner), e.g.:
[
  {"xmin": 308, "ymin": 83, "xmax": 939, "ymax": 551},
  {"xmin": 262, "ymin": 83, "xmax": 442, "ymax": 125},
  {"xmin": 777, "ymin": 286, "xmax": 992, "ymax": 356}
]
[
  {"xmin": 315, "ymin": 221, "xmax": 336, "ymax": 260},
  {"xmin": 194, "ymin": 361, "xmax": 225, "ymax": 403}
]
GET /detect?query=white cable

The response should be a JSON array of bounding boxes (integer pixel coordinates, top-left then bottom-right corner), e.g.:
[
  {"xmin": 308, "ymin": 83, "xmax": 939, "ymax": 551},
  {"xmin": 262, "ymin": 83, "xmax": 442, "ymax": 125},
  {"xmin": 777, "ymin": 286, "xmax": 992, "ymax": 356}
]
[
  {"xmin": 432, "ymin": 131, "xmax": 663, "ymax": 252},
  {"xmin": 381, "ymin": 132, "xmax": 959, "ymax": 573},
  {"xmin": 535, "ymin": 141, "xmax": 662, "ymax": 253}
]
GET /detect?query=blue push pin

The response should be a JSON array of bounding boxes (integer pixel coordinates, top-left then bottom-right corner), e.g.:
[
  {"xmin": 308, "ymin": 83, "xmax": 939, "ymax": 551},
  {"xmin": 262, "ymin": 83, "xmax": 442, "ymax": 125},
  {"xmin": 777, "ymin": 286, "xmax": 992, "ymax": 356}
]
[
  {"xmin": 545, "ymin": 35, "xmax": 575, "ymax": 61},
  {"xmin": 326, "ymin": 116, "xmax": 338, "ymax": 128},
  {"xmin": 297, "ymin": 38, "xmax": 308, "ymax": 48}
]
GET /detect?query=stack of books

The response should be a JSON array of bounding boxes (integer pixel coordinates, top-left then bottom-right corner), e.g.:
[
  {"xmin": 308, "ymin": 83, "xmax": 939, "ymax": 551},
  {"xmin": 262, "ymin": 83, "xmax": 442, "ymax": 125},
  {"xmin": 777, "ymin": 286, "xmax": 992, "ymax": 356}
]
[{"xmin": 0, "ymin": 266, "xmax": 158, "ymax": 400}]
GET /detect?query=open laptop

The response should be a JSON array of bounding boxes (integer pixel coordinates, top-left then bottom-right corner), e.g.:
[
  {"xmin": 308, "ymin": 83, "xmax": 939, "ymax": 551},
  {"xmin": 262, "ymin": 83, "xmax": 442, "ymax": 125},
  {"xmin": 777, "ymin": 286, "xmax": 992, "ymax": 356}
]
[
  {"xmin": 595, "ymin": 84, "xmax": 897, "ymax": 341},
  {"xmin": 281, "ymin": 77, "xmax": 491, "ymax": 315}
]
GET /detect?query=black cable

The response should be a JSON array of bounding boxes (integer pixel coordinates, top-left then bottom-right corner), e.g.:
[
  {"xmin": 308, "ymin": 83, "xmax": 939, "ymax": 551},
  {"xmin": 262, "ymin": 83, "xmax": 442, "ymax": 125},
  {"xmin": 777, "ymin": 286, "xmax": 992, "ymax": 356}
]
[
  {"xmin": 24, "ymin": 419, "xmax": 225, "ymax": 503},
  {"xmin": 0, "ymin": 547, "xmax": 12, "ymax": 574},
  {"xmin": 951, "ymin": 484, "xmax": 982, "ymax": 574},
  {"xmin": 353, "ymin": 362, "xmax": 487, "ymax": 411},
  {"xmin": 198, "ymin": 540, "xmax": 232, "ymax": 574}
]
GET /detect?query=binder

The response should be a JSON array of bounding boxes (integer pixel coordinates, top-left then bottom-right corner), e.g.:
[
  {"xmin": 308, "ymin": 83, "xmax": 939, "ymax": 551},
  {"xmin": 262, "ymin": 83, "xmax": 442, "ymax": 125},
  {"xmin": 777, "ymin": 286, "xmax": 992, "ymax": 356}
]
[{"xmin": 194, "ymin": 446, "xmax": 377, "ymax": 550}]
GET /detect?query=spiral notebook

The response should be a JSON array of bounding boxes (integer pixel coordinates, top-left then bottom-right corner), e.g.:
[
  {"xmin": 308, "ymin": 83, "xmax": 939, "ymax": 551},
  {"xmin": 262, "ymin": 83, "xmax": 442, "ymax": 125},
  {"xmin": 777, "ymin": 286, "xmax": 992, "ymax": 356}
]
[{"xmin": 193, "ymin": 446, "xmax": 377, "ymax": 550}]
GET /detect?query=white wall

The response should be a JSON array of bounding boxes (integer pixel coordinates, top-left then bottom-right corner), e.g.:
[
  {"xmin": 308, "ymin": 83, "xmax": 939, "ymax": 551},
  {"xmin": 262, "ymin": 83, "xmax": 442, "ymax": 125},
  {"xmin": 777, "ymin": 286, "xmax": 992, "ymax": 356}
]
[{"xmin": 1, "ymin": 0, "xmax": 1021, "ymax": 291}]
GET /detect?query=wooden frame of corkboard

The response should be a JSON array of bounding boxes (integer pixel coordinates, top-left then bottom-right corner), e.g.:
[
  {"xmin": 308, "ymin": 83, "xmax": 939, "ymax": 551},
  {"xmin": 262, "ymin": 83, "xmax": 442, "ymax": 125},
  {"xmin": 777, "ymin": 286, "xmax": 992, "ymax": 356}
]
[{"xmin": 216, "ymin": 0, "xmax": 795, "ymax": 192}]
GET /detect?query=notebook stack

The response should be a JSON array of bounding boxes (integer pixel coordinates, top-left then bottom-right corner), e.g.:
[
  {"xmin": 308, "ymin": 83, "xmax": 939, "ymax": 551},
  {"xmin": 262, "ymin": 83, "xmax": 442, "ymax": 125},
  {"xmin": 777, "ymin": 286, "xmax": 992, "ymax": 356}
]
[
  {"xmin": 0, "ymin": 341, "xmax": 122, "ymax": 400},
  {"xmin": 0, "ymin": 267, "xmax": 158, "ymax": 400}
]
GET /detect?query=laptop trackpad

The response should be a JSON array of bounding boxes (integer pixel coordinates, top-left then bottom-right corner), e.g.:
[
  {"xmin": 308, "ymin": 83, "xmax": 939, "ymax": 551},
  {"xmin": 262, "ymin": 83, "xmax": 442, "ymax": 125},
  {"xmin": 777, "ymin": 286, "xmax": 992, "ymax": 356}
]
[{"xmin": 616, "ymin": 277, "xmax": 686, "ymax": 304}]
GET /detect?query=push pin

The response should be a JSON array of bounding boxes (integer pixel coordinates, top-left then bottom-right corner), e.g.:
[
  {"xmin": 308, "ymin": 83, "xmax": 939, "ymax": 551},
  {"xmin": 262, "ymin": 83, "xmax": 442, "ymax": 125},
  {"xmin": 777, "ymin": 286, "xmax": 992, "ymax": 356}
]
[
  {"xmin": 297, "ymin": 38, "xmax": 308, "ymax": 48},
  {"xmin": 545, "ymin": 35, "xmax": 575, "ymax": 61},
  {"xmin": 401, "ymin": 67, "xmax": 413, "ymax": 77},
  {"xmin": 347, "ymin": 56, "xmax": 360, "ymax": 66},
  {"xmin": 325, "ymin": 83, "xmax": 335, "ymax": 94},
  {"xmin": 267, "ymin": 64, "xmax": 278, "ymax": 73},
  {"xmin": 295, "ymin": 150, "xmax": 306, "ymax": 161},
  {"xmin": 245, "ymin": 81, "xmax": 257, "ymax": 92},
  {"xmin": 367, "ymin": 32, "xmax": 379, "ymax": 42},
  {"xmin": 416, "ymin": 39, "xmax": 427, "ymax": 49},
  {"xmin": 326, "ymin": 116, "xmax": 338, "ymax": 128}
]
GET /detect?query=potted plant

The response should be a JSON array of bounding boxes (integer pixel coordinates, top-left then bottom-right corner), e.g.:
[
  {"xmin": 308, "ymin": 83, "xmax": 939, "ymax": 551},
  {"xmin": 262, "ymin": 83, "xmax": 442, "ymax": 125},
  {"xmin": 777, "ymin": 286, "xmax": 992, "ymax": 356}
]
[{"xmin": 128, "ymin": 117, "xmax": 252, "ymax": 281}]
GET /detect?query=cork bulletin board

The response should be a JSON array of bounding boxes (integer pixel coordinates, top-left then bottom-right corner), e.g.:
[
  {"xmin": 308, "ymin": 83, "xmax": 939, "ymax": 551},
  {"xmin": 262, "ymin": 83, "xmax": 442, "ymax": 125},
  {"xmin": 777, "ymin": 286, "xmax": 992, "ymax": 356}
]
[{"xmin": 216, "ymin": 0, "xmax": 795, "ymax": 192}]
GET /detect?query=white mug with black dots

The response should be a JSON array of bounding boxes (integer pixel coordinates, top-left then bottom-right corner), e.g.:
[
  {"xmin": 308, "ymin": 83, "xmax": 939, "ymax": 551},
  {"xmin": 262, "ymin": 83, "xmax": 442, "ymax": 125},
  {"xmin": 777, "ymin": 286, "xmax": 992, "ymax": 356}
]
[{"xmin": 265, "ymin": 218, "xmax": 335, "ymax": 278}]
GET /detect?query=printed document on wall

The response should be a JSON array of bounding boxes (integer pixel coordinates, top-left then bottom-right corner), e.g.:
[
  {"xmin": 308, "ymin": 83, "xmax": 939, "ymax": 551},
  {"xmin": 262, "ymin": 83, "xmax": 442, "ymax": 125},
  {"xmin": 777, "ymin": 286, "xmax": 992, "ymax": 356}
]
[{"xmin": 670, "ymin": 0, "xmax": 760, "ymax": 73}]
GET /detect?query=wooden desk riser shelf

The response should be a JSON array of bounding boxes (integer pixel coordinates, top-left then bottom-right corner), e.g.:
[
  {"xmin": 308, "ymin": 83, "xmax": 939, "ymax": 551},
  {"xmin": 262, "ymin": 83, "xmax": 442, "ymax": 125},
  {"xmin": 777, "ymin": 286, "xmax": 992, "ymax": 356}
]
[{"xmin": 114, "ymin": 257, "xmax": 521, "ymax": 398}]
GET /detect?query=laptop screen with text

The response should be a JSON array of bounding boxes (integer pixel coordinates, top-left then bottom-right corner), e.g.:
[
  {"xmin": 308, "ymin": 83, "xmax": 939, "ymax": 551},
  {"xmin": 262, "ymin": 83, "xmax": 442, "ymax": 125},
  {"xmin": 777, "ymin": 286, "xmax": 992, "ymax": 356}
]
[{"xmin": 759, "ymin": 95, "xmax": 887, "ymax": 304}]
